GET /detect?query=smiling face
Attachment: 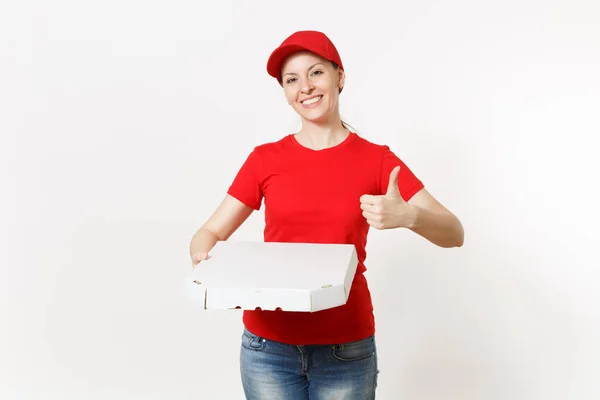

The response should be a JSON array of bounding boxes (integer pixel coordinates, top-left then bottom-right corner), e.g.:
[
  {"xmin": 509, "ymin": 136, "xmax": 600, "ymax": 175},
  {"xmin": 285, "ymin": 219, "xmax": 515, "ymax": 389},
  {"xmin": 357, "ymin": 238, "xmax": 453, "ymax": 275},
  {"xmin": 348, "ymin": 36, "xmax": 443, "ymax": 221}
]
[{"xmin": 280, "ymin": 51, "xmax": 345, "ymax": 124}]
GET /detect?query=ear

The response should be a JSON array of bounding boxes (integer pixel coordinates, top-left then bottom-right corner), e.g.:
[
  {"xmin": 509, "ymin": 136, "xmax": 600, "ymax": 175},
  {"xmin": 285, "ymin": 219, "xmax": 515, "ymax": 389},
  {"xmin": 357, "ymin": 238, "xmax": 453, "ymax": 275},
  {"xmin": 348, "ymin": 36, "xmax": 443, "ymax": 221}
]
[{"xmin": 338, "ymin": 69, "xmax": 345, "ymax": 93}]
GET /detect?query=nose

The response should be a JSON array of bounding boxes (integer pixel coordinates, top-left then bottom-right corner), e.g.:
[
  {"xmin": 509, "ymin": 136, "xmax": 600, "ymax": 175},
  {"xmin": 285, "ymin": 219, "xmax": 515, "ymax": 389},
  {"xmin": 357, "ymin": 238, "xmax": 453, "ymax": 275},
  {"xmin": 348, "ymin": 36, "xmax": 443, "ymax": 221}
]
[{"xmin": 300, "ymin": 77, "xmax": 314, "ymax": 94}]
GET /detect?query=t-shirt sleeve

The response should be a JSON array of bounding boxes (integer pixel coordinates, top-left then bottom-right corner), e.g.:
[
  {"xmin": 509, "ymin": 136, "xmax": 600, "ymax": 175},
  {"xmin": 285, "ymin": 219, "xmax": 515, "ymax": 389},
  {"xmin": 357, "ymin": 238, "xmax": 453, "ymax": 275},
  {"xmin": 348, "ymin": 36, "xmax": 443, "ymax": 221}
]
[
  {"xmin": 227, "ymin": 148, "xmax": 263, "ymax": 210},
  {"xmin": 379, "ymin": 145, "xmax": 424, "ymax": 201}
]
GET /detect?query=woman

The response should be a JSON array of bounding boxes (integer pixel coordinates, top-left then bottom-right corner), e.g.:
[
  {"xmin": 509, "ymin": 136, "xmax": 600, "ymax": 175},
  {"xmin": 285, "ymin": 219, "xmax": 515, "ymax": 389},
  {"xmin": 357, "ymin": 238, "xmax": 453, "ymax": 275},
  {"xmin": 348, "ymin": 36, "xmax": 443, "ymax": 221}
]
[{"xmin": 189, "ymin": 30, "xmax": 464, "ymax": 400}]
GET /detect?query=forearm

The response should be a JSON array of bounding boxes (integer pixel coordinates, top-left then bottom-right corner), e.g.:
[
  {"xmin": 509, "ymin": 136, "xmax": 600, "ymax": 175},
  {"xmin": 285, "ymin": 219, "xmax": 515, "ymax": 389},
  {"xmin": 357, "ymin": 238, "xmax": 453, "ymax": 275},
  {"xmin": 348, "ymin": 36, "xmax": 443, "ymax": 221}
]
[
  {"xmin": 189, "ymin": 227, "xmax": 220, "ymax": 256},
  {"xmin": 407, "ymin": 205, "xmax": 464, "ymax": 248}
]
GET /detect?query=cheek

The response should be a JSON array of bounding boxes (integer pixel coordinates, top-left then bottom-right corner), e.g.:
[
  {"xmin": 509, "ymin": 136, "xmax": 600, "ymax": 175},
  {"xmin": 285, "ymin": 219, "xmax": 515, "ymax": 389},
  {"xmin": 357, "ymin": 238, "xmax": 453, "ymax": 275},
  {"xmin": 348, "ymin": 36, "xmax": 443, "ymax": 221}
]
[
  {"xmin": 321, "ymin": 83, "xmax": 337, "ymax": 102},
  {"xmin": 325, "ymin": 90, "xmax": 338, "ymax": 108},
  {"xmin": 284, "ymin": 88, "xmax": 298, "ymax": 103}
]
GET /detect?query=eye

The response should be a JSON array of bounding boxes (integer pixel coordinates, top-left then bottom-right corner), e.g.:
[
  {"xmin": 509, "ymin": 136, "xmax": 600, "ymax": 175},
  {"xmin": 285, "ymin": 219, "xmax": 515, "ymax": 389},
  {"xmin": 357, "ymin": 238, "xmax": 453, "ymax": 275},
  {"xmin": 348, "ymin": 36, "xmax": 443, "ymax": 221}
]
[
  {"xmin": 311, "ymin": 70, "xmax": 323, "ymax": 76},
  {"xmin": 286, "ymin": 77, "xmax": 297, "ymax": 84}
]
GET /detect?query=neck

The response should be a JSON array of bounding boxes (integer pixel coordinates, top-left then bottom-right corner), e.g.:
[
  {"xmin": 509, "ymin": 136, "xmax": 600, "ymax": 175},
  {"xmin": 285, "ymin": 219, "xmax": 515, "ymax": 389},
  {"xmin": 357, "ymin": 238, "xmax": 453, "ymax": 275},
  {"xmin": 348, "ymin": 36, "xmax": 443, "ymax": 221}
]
[{"xmin": 295, "ymin": 114, "xmax": 349, "ymax": 150}]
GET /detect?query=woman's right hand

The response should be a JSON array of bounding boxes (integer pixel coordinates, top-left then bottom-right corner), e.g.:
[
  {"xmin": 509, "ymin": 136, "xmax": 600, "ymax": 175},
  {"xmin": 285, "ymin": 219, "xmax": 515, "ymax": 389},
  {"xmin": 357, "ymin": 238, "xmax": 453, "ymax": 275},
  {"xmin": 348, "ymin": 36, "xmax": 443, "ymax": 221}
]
[
  {"xmin": 189, "ymin": 194, "xmax": 254, "ymax": 269},
  {"xmin": 191, "ymin": 252, "xmax": 210, "ymax": 268}
]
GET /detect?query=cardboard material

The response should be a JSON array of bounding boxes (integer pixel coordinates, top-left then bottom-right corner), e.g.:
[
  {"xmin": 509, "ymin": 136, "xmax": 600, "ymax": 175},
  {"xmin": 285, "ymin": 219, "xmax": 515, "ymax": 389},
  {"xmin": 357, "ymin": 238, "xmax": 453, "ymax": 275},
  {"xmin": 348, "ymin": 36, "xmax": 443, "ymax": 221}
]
[{"xmin": 185, "ymin": 241, "xmax": 358, "ymax": 312}]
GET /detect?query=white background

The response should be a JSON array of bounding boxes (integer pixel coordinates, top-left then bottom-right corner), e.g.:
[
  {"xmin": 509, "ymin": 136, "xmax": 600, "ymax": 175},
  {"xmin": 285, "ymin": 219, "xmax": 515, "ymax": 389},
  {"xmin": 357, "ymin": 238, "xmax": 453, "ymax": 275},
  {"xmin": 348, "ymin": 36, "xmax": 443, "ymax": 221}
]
[{"xmin": 2, "ymin": 1, "xmax": 599, "ymax": 399}]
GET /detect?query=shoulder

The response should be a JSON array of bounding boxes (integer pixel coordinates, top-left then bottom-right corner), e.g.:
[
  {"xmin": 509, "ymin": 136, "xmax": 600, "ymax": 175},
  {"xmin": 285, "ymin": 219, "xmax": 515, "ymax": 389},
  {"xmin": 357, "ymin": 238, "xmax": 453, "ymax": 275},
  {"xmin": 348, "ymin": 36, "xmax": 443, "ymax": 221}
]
[
  {"xmin": 351, "ymin": 133, "xmax": 418, "ymax": 175},
  {"xmin": 351, "ymin": 132, "xmax": 394, "ymax": 158}
]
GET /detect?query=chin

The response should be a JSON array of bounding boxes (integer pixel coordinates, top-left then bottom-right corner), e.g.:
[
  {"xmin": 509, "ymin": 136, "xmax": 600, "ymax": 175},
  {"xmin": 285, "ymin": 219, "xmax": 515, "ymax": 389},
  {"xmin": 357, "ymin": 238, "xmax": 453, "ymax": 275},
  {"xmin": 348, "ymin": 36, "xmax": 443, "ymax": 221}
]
[
  {"xmin": 301, "ymin": 109, "xmax": 331, "ymax": 123},
  {"xmin": 303, "ymin": 114, "xmax": 326, "ymax": 123}
]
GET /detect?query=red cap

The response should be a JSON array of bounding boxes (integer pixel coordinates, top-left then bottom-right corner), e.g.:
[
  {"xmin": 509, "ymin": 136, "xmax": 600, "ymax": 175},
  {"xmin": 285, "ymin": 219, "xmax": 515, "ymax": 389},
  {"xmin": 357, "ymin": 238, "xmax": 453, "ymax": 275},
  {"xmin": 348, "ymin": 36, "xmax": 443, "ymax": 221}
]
[{"xmin": 266, "ymin": 30, "xmax": 344, "ymax": 83}]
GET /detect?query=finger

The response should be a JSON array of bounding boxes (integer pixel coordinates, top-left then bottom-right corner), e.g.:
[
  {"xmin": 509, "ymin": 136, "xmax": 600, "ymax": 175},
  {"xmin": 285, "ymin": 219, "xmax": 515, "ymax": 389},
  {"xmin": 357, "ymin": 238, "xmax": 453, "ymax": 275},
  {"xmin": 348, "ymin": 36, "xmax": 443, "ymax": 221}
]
[
  {"xmin": 360, "ymin": 194, "xmax": 380, "ymax": 205},
  {"xmin": 360, "ymin": 203, "xmax": 376, "ymax": 212},
  {"xmin": 386, "ymin": 166, "xmax": 401, "ymax": 195},
  {"xmin": 192, "ymin": 252, "xmax": 209, "ymax": 264},
  {"xmin": 362, "ymin": 210, "xmax": 381, "ymax": 222},
  {"xmin": 366, "ymin": 219, "xmax": 384, "ymax": 230},
  {"xmin": 194, "ymin": 253, "xmax": 207, "ymax": 262}
]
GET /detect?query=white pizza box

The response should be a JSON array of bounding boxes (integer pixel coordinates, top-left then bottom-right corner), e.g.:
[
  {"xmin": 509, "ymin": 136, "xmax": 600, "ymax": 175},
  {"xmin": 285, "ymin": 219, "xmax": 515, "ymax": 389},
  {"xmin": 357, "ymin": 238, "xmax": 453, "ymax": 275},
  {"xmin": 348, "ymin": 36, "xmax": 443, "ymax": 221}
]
[{"xmin": 184, "ymin": 241, "xmax": 358, "ymax": 312}]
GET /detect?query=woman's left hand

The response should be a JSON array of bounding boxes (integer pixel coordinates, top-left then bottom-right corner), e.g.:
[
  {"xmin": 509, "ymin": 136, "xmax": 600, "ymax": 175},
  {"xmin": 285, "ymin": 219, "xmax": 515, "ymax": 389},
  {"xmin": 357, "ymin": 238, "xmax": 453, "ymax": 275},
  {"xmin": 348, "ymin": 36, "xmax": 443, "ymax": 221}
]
[{"xmin": 359, "ymin": 166, "xmax": 416, "ymax": 230}]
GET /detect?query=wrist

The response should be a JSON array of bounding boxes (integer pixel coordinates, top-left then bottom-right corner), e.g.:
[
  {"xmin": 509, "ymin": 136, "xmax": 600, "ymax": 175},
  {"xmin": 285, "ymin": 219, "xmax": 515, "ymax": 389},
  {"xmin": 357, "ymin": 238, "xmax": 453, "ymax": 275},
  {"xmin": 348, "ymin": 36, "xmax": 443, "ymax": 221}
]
[{"xmin": 405, "ymin": 204, "xmax": 420, "ymax": 229}]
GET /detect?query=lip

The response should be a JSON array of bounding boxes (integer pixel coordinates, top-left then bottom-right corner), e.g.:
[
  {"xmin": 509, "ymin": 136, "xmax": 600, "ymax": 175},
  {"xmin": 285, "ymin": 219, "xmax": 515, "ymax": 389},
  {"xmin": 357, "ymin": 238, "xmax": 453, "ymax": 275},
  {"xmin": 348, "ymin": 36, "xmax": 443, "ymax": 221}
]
[{"xmin": 300, "ymin": 95, "xmax": 323, "ymax": 108}]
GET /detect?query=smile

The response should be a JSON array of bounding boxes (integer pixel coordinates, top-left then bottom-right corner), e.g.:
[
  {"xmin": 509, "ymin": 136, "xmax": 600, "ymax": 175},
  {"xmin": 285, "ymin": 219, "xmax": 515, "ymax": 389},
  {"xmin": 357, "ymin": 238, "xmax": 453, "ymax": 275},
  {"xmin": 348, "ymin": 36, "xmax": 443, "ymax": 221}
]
[{"xmin": 301, "ymin": 95, "xmax": 323, "ymax": 107}]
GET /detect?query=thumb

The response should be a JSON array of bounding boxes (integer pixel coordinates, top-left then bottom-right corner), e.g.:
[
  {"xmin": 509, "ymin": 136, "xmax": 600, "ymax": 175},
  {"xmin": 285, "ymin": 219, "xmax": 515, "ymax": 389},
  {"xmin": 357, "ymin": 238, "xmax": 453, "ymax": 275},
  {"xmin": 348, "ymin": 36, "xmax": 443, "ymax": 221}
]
[{"xmin": 386, "ymin": 166, "xmax": 401, "ymax": 195}]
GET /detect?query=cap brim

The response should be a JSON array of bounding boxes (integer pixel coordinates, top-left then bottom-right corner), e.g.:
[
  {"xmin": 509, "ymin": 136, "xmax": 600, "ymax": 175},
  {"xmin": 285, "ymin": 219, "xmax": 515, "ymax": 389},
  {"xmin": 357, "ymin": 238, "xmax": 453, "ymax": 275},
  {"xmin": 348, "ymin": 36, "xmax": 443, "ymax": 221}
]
[{"xmin": 266, "ymin": 44, "xmax": 309, "ymax": 80}]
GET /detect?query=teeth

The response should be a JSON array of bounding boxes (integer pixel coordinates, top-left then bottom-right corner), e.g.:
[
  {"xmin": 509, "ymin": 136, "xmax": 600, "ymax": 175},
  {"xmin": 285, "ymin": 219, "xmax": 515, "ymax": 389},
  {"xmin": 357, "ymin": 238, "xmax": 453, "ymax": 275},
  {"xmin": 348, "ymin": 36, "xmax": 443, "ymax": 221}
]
[{"xmin": 302, "ymin": 96, "xmax": 322, "ymax": 105}]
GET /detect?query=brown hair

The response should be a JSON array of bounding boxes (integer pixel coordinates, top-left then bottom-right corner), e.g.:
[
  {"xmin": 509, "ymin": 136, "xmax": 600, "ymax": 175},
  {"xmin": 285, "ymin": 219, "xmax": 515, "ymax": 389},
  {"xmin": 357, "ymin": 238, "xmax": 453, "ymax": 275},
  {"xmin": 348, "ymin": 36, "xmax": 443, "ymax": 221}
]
[{"xmin": 331, "ymin": 62, "xmax": 356, "ymax": 132}]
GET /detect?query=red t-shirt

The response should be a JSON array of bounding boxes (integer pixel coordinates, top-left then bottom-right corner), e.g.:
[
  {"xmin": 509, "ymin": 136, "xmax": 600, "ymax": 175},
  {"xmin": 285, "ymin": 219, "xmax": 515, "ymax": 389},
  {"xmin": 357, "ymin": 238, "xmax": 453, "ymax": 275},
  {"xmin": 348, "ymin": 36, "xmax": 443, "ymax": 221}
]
[{"xmin": 227, "ymin": 131, "xmax": 424, "ymax": 345}]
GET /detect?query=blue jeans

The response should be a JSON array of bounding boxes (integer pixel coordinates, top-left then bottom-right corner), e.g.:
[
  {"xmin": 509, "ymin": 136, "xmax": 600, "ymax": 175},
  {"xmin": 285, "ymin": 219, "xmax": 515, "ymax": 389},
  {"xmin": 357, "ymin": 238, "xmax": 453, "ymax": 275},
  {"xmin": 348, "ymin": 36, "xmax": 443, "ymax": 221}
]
[{"xmin": 239, "ymin": 327, "xmax": 379, "ymax": 399}]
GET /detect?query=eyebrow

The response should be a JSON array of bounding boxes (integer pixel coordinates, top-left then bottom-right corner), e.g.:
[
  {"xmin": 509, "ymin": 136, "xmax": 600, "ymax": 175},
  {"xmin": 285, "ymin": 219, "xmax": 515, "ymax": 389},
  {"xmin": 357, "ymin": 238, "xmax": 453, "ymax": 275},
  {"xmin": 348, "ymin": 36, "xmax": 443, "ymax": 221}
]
[{"xmin": 282, "ymin": 63, "xmax": 324, "ymax": 77}]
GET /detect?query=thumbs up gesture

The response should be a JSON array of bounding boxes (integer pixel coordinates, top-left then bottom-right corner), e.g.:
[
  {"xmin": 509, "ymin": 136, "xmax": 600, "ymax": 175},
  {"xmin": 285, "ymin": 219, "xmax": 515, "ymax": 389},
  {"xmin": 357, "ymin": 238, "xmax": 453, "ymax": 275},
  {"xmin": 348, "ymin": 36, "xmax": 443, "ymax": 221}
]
[{"xmin": 359, "ymin": 166, "xmax": 415, "ymax": 230}]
